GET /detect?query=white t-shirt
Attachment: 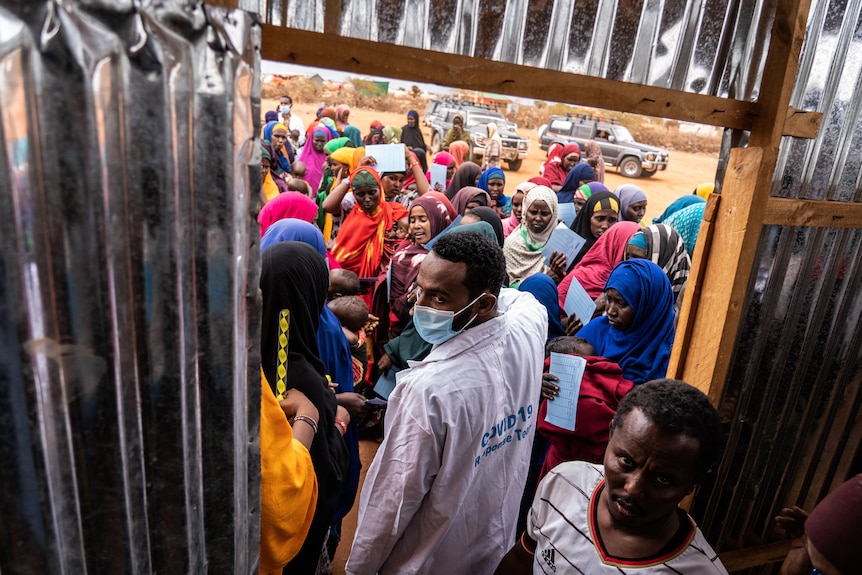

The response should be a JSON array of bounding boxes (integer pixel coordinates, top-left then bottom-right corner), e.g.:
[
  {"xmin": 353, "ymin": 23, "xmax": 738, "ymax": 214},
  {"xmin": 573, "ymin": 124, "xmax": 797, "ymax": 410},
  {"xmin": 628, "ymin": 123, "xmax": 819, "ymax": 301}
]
[
  {"xmin": 528, "ymin": 461, "xmax": 729, "ymax": 574},
  {"xmin": 347, "ymin": 289, "xmax": 548, "ymax": 575}
]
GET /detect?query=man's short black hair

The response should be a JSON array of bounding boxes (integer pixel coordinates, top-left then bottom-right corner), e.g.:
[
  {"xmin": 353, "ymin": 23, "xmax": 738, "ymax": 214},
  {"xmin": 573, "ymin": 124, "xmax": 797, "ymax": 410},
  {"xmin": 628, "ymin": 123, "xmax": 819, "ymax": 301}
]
[
  {"xmin": 613, "ymin": 379, "xmax": 722, "ymax": 480},
  {"xmin": 431, "ymin": 231, "xmax": 507, "ymax": 298},
  {"xmin": 280, "ymin": 94, "xmax": 293, "ymax": 105}
]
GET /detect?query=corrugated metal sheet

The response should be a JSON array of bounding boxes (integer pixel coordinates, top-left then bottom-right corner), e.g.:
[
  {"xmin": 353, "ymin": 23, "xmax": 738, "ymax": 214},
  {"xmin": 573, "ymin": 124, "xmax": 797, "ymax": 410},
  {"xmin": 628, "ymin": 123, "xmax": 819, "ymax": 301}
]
[
  {"xmin": 259, "ymin": 0, "xmax": 775, "ymax": 99},
  {"xmin": 693, "ymin": 0, "xmax": 862, "ymax": 570},
  {"xmin": 0, "ymin": 2, "xmax": 261, "ymax": 573}
]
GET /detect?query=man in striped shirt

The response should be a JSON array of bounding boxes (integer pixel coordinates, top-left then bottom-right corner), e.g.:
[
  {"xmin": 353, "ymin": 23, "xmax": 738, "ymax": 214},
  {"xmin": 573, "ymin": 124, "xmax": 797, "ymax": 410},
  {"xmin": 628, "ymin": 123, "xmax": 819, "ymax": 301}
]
[{"xmin": 495, "ymin": 379, "xmax": 728, "ymax": 574}]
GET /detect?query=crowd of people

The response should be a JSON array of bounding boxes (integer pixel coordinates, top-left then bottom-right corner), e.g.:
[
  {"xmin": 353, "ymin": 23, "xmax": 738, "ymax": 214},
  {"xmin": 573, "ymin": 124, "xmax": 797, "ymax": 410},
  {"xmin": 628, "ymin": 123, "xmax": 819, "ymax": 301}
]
[{"xmin": 255, "ymin": 96, "xmax": 858, "ymax": 575}]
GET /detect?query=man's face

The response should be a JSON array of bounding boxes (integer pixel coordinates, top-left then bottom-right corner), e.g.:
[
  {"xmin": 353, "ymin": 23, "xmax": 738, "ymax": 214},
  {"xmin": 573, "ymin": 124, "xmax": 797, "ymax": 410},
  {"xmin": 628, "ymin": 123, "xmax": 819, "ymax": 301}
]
[
  {"xmin": 416, "ymin": 252, "xmax": 477, "ymax": 331},
  {"xmin": 602, "ymin": 408, "xmax": 701, "ymax": 532}
]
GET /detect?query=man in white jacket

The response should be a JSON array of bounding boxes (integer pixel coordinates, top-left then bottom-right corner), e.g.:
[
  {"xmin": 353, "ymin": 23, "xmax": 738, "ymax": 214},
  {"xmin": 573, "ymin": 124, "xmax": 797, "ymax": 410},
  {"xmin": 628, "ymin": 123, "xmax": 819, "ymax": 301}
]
[{"xmin": 347, "ymin": 231, "xmax": 548, "ymax": 575}]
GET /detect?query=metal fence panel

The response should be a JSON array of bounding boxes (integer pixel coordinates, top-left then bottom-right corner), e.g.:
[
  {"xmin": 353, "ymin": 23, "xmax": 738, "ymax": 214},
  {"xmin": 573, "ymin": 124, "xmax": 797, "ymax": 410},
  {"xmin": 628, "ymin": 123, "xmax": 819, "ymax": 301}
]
[{"xmin": 0, "ymin": 2, "xmax": 261, "ymax": 573}]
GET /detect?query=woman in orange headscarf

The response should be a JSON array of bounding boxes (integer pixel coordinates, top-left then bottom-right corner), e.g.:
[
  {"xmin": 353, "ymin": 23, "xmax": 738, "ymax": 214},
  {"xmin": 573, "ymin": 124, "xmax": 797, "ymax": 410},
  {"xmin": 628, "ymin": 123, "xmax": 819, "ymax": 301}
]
[{"xmin": 324, "ymin": 166, "xmax": 408, "ymax": 279}]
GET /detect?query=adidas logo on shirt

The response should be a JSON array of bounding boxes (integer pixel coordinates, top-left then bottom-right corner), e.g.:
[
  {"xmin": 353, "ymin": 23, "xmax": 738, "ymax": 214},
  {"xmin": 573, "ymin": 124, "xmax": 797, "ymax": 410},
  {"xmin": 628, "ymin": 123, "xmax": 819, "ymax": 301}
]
[{"xmin": 541, "ymin": 547, "xmax": 557, "ymax": 572}]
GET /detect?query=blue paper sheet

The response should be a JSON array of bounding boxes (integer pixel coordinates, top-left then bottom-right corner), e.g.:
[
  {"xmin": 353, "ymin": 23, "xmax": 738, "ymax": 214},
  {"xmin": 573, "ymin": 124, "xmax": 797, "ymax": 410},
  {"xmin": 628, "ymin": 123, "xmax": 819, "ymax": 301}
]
[
  {"xmin": 374, "ymin": 367, "xmax": 401, "ymax": 400},
  {"xmin": 364, "ymin": 144, "xmax": 406, "ymax": 173},
  {"xmin": 544, "ymin": 352, "xmax": 587, "ymax": 431},
  {"xmin": 542, "ymin": 224, "xmax": 586, "ymax": 269},
  {"xmin": 557, "ymin": 203, "xmax": 577, "ymax": 227},
  {"xmin": 423, "ymin": 215, "xmax": 462, "ymax": 250},
  {"xmin": 563, "ymin": 275, "xmax": 596, "ymax": 326},
  {"xmin": 430, "ymin": 163, "xmax": 448, "ymax": 191}
]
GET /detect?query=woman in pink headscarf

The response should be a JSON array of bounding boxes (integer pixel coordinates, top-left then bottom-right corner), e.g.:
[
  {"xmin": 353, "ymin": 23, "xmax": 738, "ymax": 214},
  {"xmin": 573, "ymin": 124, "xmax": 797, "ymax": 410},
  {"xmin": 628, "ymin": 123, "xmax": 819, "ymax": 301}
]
[
  {"xmin": 257, "ymin": 191, "xmax": 318, "ymax": 238},
  {"xmin": 297, "ymin": 127, "xmax": 332, "ymax": 192},
  {"xmin": 335, "ymin": 104, "xmax": 351, "ymax": 132}
]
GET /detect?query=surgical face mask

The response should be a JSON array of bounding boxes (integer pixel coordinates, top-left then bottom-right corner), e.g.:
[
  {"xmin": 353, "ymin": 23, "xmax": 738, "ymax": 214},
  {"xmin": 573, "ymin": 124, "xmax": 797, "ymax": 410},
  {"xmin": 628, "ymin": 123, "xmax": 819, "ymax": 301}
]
[
  {"xmin": 279, "ymin": 104, "xmax": 291, "ymax": 114},
  {"xmin": 413, "ymin": 292, "xmax": 485, "ymax": 345}
]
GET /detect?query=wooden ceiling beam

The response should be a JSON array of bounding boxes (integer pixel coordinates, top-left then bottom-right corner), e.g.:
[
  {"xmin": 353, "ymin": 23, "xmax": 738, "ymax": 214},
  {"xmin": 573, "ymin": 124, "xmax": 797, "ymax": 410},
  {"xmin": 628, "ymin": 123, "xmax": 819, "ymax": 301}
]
[{"xmin": 260, "ymin": 25, "xmax": 759, "ymax": 130}]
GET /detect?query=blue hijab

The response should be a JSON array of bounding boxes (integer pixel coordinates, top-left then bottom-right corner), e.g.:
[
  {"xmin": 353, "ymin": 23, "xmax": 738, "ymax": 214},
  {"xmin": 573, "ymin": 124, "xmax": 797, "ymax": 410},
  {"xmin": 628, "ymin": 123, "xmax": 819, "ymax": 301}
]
[
  {"xmin": 260, "ymin": 218, "xmax": 325, "ymax": 253},
  {"xmin": 518, "ymin": 273, "xmax": 566, "ymax": 342},
  {"xmin": 261, "ymin": 120, "xmax": 294, "ymax": 174},
  {"xmin": 557, "ymin": 163, "xmax": 597, "ymax": 203},
  {"xmin": 258, "ymin": 218, "xmax": 359, "ymax": 519},
  {"xmin": 578, "ymin": 259, "xmax": 675, "ymax": 384},
  {"xmin": 477, "ymin": 167, "xmax": 509, "ymax": 214},
  {"xmin": 652, "ymin": 195, "xmax": 705, "ymax": 224}
]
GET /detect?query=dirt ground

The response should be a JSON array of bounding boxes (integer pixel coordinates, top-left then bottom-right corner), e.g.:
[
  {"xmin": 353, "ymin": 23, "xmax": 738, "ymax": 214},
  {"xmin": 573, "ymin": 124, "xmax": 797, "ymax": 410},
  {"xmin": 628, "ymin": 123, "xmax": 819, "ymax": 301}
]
[
  {"xmin": 263, "ymin": 99, "xmax": 719, "ymax": 573},
  {"xmin": 267, "ymin": 99, "xmax": 719, "ymax": 222}
]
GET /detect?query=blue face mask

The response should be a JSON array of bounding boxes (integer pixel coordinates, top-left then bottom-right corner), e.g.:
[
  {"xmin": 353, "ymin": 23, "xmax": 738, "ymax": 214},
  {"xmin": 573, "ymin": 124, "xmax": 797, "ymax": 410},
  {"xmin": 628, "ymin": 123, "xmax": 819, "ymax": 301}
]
[
  {"xmin": 279, "ymin": 104, "xmax": 291, "ymax": 114},
  {"xmin": 413, "ymin": 292, "xmax": 486, "ymax": 345}
]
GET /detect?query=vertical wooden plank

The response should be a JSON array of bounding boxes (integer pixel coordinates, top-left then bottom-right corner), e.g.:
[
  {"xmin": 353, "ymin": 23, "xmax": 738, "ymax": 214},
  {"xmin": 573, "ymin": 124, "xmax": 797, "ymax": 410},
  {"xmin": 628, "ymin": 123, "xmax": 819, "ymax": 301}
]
[
  {"xmin": 672, "ymin": 0, "xmax": 811, "ymax": 404},
  {"xmin": 666, "ymin": 193, "xmax": 720, "ymax": 381},
  {"xmin": 675, "ymin": 147, "xmax": 774, "ymax": 404}
]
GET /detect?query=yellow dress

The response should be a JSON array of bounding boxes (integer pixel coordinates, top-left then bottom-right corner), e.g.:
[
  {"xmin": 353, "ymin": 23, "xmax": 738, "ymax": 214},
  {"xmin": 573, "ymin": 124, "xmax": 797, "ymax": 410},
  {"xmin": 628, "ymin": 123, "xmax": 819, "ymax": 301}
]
[{"xmin": 259, "ymin": 373, "xmax": 318, "ymax": 574}]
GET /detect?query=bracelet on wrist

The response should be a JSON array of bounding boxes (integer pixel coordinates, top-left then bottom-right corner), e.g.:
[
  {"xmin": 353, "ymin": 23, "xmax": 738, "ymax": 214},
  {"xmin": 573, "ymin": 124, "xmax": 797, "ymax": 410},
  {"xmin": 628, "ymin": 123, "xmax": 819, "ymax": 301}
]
[
  {"xmin": 293, "ymin": 414, "xmax": 319, "ymax": 434},
  {"xmin": 334, "ymin": 418, "xmax": 347, "ymax": 435}
]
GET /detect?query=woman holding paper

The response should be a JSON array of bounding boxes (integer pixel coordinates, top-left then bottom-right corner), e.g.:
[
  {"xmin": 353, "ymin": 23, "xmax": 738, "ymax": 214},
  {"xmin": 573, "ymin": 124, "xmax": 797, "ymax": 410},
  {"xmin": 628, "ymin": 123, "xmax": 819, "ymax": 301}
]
[
  {"xmin": 557, "ymin": 221, "xmax": 641, "ymax": 310},
  {"xmin": 577, "ymin": 258, "xmax": 676, "ymax": 384},
  {"xmin": 502, "ymin": 186, "xmax": 568, "ymax": 288},
  {"xmin": 326, "ymin": 166, "xmax": 408, "ymax": 279}
]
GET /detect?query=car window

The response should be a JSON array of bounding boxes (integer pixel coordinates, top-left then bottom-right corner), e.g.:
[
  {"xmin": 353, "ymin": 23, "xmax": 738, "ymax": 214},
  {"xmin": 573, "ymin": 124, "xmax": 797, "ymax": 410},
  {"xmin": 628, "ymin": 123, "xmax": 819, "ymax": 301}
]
[
  {"xmin": 549, "ymin": 119, "xmax": 573, "ymax": 134},
  {"xmin": 573, "ymin": 125, "xmax": 594, "ymax": 138},
  {"xmin": 611, "ymin": 126, "xmax": 635, "ymax": 143}
]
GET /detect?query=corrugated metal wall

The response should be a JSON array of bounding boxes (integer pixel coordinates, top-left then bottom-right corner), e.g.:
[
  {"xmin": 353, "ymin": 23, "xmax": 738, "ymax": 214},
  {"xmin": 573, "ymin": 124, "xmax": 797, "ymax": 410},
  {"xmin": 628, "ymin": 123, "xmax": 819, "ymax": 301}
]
[
  {"xmin": 694, "ymin": 0, "xmax": 862, "ymax": 571},
  {"xmin": 252, "ymin": 0, "xmax": 775, "ymax": 100},
  {"xmin": 0, "ymin": 2, "xmax": 261, "ymax": 573}
]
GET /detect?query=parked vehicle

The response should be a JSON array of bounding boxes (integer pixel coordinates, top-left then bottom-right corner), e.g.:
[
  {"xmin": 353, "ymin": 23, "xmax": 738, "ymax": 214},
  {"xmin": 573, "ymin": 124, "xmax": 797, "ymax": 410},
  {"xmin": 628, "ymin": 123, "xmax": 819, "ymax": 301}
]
[
  {"xmin": 537, "ymin": 114, "xmax": 669, "ymax": 178},
  {"xmin": 424, "ymin": 98, "xmax": 530, "ymax": 171}
]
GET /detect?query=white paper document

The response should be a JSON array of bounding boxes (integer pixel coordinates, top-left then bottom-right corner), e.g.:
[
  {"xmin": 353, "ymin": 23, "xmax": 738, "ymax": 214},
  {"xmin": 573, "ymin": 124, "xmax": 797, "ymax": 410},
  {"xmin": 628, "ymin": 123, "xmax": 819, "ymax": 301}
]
[
  {"xmin": 563, "ymin": 275, "xmax": 596, "ymax": 326},
  {"xmin": 430, "ymin": 163, "xmax": 448, "ymax": 190},
  {"xmin": 364, "ymin": 144, "xmax": 406, "ymax": 173},
  {"xmin": 544, "ymin": 352, "xmax": 587, "ymax": 431},
  {"xmin": 542, "ymin": 224, "xmax": 586, "ymax": 268}
]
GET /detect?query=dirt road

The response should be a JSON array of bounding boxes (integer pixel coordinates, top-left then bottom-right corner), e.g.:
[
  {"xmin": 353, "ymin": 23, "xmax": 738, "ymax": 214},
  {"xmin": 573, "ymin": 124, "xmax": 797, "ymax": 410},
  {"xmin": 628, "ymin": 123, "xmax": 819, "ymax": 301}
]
[{"xmin": 270, "ymin": 99, "xmax": 719, "ymax": 222}]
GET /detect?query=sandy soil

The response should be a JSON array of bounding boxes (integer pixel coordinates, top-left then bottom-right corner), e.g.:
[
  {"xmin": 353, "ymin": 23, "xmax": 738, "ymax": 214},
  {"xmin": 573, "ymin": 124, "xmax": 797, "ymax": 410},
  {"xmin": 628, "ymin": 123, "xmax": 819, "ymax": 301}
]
[
  {"xmin": 267, "ymin": 99, "xmax": 719, "ymax": 222},
  {"xmin": 264, "ymin": 99, "xmax": 719, "ymax": 574}
]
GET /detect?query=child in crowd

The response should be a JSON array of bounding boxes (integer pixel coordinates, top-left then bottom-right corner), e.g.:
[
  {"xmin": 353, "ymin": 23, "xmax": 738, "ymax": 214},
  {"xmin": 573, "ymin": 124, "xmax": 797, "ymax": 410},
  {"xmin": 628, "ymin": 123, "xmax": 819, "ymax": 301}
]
[
  {"xmin": 537, "ymin": 335, "xmax": 634, "ymax": 478},
  {"xmin": 394, "ymin": 216, "xmax": 410, "ymax": 241},
  {"xmin": 329, "ymin": 268, "xmax": 361, "ymax": 299},
  {"xmin": 327, "ymin": 295, "xmax": 370, "ymax": 390},
  {"xmin": 287, "ymin": 175, "xmax": 314, "ymax": 198}
]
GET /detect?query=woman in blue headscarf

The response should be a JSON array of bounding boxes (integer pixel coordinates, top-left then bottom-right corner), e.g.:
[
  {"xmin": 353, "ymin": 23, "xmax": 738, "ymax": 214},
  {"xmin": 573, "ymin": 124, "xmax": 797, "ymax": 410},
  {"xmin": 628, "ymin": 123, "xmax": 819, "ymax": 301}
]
[
  {"xmin": 261, "ymin": 121, "xmax": 295, "ymax": 175},
  {"xmin": 577, "ymin": 258, "xmax": 675, "ymax": 384},
  {"xmin": 477, "ymin": 166, "xmax": 509, "ymax": 216},
  {"xmin": 259, "ymin": 218, "xmax": 362, "ymax": 550},
  {"xmin": 557, "ymin": 162, "xmax": 597, "ymax": 204},
  {"xmin": 663, "ymin": 202, "xmax": 706, "ymax": 257},
  {"xmin": 518, "ymin": 273, "xmax": 566, "ymax": 342},
  {"xmin": 652, "ymin": 194, "xmax": 705, "ymax": 224}
]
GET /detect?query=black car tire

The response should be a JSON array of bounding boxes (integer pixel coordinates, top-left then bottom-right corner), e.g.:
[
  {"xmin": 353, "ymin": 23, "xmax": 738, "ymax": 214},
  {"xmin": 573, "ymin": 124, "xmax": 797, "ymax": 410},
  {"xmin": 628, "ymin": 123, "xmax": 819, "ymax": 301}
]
[{"xmin": 507, "ymin": 159, "xmax": 523, "ymax": 171}]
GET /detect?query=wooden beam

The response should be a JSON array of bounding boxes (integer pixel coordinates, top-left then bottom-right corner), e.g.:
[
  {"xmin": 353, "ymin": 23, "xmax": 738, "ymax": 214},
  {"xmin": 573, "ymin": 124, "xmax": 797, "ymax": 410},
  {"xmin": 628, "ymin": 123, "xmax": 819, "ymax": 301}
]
[
  {"xmin": 750, "ymin": 0, "xmax": 814, "ymax": 147},
  {"xmin": 718, "ymin": 540, "xmax": 793, "ymax": 571},
  {"xmin": 260, "ymin": 25, "xmax": 759, "ymax": 130},
  {"xmin": 667, "ymin": 193, "xmax": 720, "ymax": 387},
  {"xmin": 674, "ymin": 147, "xmax": 774, "ymax": 404},
  {"xmin": 763, "ymin": 197, "xmax": 862, "ymax": 228},
  {"xmin": 784, "ymin": 108, "xmax": 823, "ymax": 139}
]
